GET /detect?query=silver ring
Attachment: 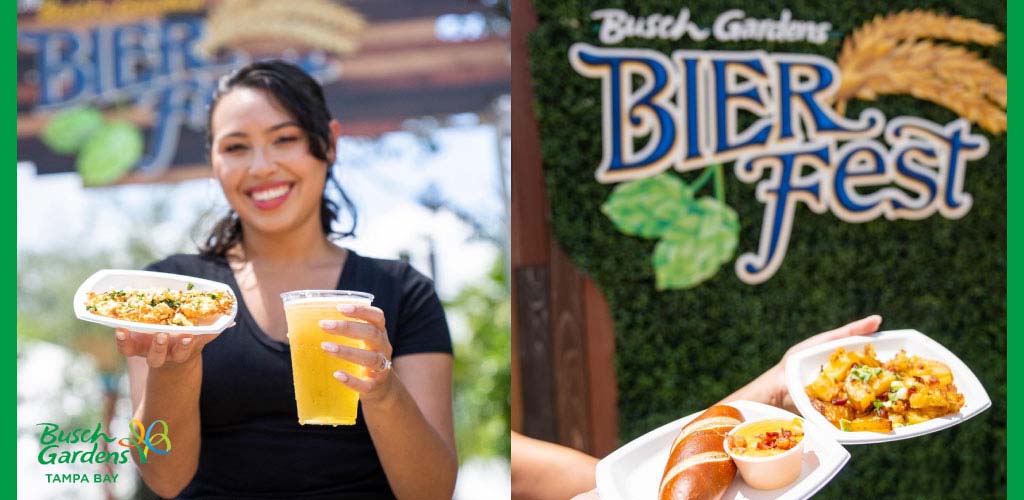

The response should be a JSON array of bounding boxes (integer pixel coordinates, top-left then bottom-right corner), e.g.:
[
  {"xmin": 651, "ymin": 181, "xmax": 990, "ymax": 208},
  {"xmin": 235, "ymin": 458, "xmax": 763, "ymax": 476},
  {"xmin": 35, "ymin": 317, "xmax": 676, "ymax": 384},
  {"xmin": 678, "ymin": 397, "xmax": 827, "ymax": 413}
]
[{"xmin": 377, "ymin": 354, "xmax": 392, "ymax": 372}]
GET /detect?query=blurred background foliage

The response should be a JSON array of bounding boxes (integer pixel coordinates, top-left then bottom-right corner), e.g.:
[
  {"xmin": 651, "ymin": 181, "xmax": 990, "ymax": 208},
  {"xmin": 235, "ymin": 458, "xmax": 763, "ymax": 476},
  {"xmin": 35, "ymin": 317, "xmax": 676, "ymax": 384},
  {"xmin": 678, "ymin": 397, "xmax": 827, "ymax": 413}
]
[
  {"xmin": 18, "ymin": 197, "xmax": 174, "ymax": 366},
  {"xmin": 450, "ymin": 256, "xmax": 512, "ymax": 461},
  {"xmin": 529, "ymin": 1, "xmax": 1005, "ymax": 498}
]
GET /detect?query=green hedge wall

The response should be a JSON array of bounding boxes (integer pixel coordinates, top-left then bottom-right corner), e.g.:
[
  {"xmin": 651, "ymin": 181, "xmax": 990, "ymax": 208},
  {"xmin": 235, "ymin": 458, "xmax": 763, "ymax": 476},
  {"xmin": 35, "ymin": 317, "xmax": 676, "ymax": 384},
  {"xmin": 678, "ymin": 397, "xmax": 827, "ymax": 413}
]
[{"xmin": 529, "ymin": 1, "xmax": 1006, "ymax": 498}]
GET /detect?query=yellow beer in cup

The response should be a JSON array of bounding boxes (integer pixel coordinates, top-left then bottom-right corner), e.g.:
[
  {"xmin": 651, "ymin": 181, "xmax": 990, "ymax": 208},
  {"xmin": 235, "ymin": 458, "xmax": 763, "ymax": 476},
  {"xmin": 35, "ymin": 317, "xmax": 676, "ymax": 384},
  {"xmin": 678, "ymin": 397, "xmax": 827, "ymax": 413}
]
[{"xmin": 281, "ymin": 290, "xmax": 375, "ymax": 426}]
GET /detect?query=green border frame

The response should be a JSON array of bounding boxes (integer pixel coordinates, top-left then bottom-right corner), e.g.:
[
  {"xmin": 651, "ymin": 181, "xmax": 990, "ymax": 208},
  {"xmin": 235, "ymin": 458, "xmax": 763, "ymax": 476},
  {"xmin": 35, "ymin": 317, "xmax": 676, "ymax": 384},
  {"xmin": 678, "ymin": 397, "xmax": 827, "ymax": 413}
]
[
  {"xmin": 1009, "ymin": 1, "xmax": 1018, "ymax": 498},
  {"xmin": 9, "ymin": 5, "xmax": 17, "ymax": 495},
  {"xmin": 8, "ymin": 3, "xmax": 1014, "ymax": 498}
]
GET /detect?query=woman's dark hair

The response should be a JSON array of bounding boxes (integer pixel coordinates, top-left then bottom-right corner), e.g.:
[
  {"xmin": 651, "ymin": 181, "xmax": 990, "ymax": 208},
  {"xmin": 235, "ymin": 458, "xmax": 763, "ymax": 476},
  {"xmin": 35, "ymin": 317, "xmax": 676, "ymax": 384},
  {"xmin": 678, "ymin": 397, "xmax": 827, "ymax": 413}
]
[{"xmin": 200, "ymin": 60, "xmax": 357, "ymax": 258}]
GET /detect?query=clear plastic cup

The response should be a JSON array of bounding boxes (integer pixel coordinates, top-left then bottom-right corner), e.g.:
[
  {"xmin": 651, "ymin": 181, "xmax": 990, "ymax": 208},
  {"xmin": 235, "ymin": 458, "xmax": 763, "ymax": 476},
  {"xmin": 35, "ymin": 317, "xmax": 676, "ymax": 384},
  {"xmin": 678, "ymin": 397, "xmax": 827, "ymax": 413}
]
[{"xmin": 281, "ymin": 290, "xmax": 374, "ymax": 426}]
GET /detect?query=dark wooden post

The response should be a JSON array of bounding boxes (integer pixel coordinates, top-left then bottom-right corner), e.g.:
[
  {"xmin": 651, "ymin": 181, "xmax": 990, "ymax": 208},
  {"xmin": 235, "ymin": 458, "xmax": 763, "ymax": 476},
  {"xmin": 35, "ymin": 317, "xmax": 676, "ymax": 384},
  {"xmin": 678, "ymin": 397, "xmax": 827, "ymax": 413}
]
[{"xmin": 511, "ymin": 0, "xmax": 619, "ymax": 458}]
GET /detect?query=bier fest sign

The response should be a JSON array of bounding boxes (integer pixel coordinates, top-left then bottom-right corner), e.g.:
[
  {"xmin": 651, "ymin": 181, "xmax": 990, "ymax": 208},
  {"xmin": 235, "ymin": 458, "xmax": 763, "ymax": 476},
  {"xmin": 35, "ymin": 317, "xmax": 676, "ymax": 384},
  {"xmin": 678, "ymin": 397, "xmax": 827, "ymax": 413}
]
[
  {"xmin": 567, "ymin": 8, "xmax": 1005, "ymax": 288},
  {"xmin": 17, "ymin": 0, "xmax": 510, "ymax": 185}
]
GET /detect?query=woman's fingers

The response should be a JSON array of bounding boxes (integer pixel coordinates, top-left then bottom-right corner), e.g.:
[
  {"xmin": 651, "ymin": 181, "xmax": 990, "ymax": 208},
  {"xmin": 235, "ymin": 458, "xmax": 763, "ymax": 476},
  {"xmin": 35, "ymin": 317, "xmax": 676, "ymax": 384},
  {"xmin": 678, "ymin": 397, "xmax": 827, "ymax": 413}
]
[
  {"xmin": 321, "ymin": 341, "xmax": 388, "ymax": 370},
  {"xmin": 319, "ymin": 319, "xmax": 390, "ymax": 352},
  {"xmin": 335, "ymin": 304, "xmax": 386, "ymax": 333},
  {"xmin": 115, "ymin": 330, "xmax": 214, "ymax": 367},
  {"xmin": 115, "ymin": 329, "xmax": 154, "ymax": 357},
  {"xmin": 146, "ymin": 333, "xmax": 170, "ymax": 368},
  {"xmin": 820, "ymin": 315, "xmax": 883, "ymax": 341},
  {"xmin": 114, "ymin": 328, "xmax": 139, "ymax": 357},
  {"xmin": 168, "ymin": 335, "xmax": 196, "ymax": 364},
  {"xmin": 319, "ymin": 305, "xmax": 391, "ymax": 359},
  {"xmin": 332, "ymin": 369, "xmax": 388, "ymax": 395},
  {"xmin": 785, "ymin": 315, "xmax": 883, "ymax": 357}
]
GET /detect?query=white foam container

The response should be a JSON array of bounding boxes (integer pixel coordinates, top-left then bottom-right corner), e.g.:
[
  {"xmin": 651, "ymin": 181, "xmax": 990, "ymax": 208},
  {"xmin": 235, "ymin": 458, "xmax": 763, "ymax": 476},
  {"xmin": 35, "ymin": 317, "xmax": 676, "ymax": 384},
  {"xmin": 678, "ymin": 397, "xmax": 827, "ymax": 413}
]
[
  {"xmin": 596, "ymin": 400, "xmax": 850, "ymax": 500},
  {"xmin": 786, "ymin": 329, "xmax": 991, "ymax": 445},
  {"xmin": 73, "ymin": 269, "xmax": 238, "ymax": 335}
]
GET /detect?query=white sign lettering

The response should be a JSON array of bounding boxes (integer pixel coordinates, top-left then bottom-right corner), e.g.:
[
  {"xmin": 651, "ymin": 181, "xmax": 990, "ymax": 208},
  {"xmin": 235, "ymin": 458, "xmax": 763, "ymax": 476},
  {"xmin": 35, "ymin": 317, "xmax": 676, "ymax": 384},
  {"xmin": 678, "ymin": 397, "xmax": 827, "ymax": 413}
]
[
  {"xmin": 569, "ymin": 43, "xmax": 988, "ymax": 285},
  {"xmin": 592, "ymin": 9, "xmax": 832, "ymax": 46}
]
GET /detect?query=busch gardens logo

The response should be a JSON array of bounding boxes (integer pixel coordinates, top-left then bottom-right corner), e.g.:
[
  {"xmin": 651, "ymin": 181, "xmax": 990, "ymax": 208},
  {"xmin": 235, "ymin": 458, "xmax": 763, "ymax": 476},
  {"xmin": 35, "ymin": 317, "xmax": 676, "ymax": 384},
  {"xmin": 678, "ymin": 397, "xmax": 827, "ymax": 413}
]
[
  {"xmin": 568, "ymin": 9, "xmax": 1006, "ymax": 288},
  {"xmin": 37, "ymin": 419, "xmax": 171, "ymax": 466}
]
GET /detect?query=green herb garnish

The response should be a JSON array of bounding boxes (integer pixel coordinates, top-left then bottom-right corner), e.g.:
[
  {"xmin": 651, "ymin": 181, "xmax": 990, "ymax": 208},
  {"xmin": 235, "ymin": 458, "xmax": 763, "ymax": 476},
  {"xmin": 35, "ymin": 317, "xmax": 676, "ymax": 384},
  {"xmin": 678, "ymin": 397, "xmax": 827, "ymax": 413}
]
[{"xmin": 850, "ymin": 365, "xmax": 884, "ymax": 382}]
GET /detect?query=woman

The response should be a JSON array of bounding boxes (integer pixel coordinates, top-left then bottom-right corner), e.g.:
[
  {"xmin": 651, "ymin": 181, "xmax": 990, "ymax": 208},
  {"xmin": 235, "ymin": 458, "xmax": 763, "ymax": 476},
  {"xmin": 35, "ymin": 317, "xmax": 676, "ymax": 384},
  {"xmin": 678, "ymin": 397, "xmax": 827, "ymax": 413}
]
[{"xmin": 114, "ymin": 60, "xmax": 457, "ymax": 499}]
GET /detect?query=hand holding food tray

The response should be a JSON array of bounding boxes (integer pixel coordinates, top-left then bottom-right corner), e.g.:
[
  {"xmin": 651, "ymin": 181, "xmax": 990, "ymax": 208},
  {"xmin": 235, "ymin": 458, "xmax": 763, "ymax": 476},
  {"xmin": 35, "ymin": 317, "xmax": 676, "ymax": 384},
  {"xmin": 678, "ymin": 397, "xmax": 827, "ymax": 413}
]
[
  {"xmin": 594, "ymin": 329, "xmax": 990, "ymax": 500},
  {"xmin": 785, "ymin": 329, "xmax": 991, "ymax": 445},
  {"xmin": 74, "ymin": 270, "xmax": 238, "ymax": 335}
]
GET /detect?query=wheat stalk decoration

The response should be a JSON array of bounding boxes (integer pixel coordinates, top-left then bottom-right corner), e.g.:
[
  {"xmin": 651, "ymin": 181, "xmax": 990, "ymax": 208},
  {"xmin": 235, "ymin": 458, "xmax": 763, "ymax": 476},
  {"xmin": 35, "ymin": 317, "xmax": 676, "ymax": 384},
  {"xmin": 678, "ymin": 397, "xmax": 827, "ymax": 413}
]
[
  {"xmin": 833, "ymin": 10, "xmax": 1006, "ymax": 134},
  {"xmin": 197, "ymin": 0, "xmax": 367, "ymax": 57}
]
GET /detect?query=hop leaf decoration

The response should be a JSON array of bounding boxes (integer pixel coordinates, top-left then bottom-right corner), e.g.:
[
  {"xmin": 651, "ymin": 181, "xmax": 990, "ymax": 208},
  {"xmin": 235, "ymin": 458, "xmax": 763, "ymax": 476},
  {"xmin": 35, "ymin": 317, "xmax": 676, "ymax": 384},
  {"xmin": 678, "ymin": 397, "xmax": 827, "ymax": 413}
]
[
  {"xmin": 76, "ymin": 121, "xmax": 144, "ymax": 186},
  {"xmin": 197, "ymin": 0, "xmax": 367, "ymax": 57},
  {"xmin": 601, "ymin": 173, "xmax": 694, "ymax": 239},
  {"xmin": 602, "ymin": 168, "xmax": 740, "ymax": 290},
  {"xmin": 41, "ymin": 106, "xmax": 145, "ymax": 186},
  {"xmin": 653, "ymin": 197, "xmax": 739, "ymax": 290},
  {"xmin": 833, "ymin": 10, "xmax": 1006, "ymax": 134},
  {"xmin": 41, "ymin": 106, "xmax": 105, "ymax": 155}
]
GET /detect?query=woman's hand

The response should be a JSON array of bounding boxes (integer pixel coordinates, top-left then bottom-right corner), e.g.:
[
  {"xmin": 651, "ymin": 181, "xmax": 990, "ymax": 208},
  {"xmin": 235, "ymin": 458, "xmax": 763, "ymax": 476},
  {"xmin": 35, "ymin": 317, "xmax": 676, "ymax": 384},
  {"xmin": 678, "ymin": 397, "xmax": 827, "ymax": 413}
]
[
  {"xmin": 114, "ymin": 329, "xmax": 218, "ymax": 369},
  {"xmin": 318, "ymin": 303, "xmax": 396, "ymax": 403},
  {"xmin": 720, "ymin": 315, "xmax": 883, "ymax": 412},
  {"xmin": 320, "ymin": 303, "xmax": 456, "ymax": 499}
]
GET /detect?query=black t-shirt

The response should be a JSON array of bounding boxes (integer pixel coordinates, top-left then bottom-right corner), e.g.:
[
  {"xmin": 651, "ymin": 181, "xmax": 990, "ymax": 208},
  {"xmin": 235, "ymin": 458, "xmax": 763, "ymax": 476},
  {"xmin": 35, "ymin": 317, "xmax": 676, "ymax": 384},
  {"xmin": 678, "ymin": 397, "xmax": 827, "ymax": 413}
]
[{"xmin": 144, "ymin": 251, "xmax": 453, "ymax": 500}]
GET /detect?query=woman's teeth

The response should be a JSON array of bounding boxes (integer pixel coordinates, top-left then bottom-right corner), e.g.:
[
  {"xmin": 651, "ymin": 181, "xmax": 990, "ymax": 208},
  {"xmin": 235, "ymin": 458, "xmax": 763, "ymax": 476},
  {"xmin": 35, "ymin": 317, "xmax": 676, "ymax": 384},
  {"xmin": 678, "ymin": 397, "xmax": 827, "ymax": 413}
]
[{"xmin": 251, "ymin": 185, "xmax": 290, "ymax": 201}]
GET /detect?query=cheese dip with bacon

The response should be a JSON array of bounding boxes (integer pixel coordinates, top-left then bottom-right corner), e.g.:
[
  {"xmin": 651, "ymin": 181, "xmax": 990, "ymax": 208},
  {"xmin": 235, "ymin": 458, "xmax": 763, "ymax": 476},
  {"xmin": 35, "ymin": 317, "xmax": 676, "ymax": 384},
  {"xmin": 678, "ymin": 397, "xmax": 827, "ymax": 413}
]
[{"xmin": 726, "ymin": 418, "xmax": 805, "ymax": 457}]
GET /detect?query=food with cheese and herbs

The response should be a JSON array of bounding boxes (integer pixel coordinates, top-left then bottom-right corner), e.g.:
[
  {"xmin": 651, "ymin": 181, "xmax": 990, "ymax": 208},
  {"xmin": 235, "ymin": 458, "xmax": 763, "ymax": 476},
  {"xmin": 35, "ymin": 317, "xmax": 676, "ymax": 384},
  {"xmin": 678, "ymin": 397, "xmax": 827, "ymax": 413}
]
[
  {"xmin": 805, "ymin": 345, "xmax": 965, "ymax": 432},
  {"xmin": 726, "ymin": 418, "xmax": 804, "ymax": 457},
  {"xmin": 84, "ymin": 285, "xmax": 235, "ymax": 327}
]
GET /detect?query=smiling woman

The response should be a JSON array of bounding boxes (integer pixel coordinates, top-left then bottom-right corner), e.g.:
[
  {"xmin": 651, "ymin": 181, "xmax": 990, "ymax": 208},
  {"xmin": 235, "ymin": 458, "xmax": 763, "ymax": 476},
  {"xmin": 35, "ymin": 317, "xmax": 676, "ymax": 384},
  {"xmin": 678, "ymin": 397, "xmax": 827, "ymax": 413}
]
[
  {"xmin": 202, "ymin": 61, "xmax": 358, "ymax": 257},
  {"xmin": 114, "ymin": 60, "xmax": 458, "ymax": 500}
]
